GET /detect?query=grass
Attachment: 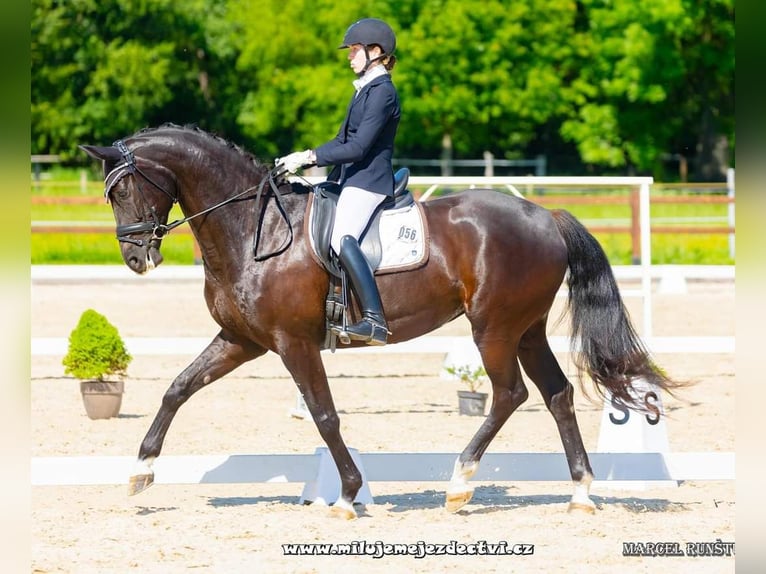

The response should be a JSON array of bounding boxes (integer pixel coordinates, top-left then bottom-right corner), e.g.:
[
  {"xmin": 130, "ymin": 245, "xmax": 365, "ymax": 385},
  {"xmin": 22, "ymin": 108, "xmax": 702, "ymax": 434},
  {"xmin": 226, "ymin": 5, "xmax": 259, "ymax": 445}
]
[
  {"xmin": 31, "ymin": 172, "xmax": 735, "ymax": 265},
  {"xmin": 31, "ymin": 233, "xmax": 198, "ymax": 265},
  {"xmin": 31, "ymin": 179, "xmax": 197, "ymax": 263}
]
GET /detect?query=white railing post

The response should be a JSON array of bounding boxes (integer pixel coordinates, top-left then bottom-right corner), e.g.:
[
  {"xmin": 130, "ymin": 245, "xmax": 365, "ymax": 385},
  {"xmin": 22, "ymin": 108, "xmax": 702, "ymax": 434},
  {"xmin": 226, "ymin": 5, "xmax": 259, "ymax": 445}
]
[
  {"xmin": 483, "ymin": 151, "xmax": 494, "ymax": 177},
  {"xmin": 80, "ymin": 170, "xmax": 88, "ymax": 194},
  {"xmin": 639, "ymin": 181, "xmax": 653, "ymax": 339}
]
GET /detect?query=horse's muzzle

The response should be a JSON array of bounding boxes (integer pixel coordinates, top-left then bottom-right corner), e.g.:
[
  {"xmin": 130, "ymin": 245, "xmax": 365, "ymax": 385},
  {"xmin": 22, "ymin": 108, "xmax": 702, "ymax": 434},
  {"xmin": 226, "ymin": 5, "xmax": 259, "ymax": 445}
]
[{"xmin": 121, "ymin": 238, "xmax": 163, "ymax": 274}]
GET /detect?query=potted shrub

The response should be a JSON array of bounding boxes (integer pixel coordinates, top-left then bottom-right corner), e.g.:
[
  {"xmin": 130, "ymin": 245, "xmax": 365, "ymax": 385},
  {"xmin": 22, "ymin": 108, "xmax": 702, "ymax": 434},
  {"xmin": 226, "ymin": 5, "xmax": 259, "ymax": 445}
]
[
  {"xmin": 62, "ymin": 309, "xmax": 132, "ymax": 419},
  {"xmin": 446, "ymin": 363, "xmax": 489, "ymax": 416}
]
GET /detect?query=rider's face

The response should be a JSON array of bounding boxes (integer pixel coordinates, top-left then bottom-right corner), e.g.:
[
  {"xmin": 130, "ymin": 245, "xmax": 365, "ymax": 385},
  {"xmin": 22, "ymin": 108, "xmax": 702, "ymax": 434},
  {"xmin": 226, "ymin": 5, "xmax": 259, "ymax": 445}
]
[
  {"xmin": 348, "ymin": 44, "xmax": 367, "ymax": 74},
  {"xmin": 348, "ymin": 44, "xmax": 381, "ymax": 75}
]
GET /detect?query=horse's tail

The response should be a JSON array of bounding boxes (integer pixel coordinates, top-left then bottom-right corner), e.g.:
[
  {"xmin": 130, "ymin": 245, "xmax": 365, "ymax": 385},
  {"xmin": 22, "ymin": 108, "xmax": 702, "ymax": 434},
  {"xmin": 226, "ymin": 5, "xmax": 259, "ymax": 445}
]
[{"xmin": 551, "ymin": 209, "xmax": 682, "ymax": 411}]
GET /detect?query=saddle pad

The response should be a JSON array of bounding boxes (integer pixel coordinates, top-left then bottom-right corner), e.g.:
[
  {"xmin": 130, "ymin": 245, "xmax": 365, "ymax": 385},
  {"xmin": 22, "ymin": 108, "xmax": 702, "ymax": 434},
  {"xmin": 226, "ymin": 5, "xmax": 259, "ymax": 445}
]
[
  {"xmin": 305, "ymin": 195, "xmax": 430, "ymax": 275},
  {"xmin": 375, "ymin": 202, "xmax": 429, "ymax": 274}
]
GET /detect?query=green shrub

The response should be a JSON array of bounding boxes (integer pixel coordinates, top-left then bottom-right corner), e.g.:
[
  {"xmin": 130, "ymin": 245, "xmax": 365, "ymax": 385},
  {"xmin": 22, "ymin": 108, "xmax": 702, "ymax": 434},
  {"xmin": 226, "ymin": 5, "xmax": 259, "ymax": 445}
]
[
  {"xmin": 445, "ymin": 364, "xmax": 487, "ymax": 393},
  {"xmin": 62, "ymin": 309, "xmax": 132, "ymax": 380}
]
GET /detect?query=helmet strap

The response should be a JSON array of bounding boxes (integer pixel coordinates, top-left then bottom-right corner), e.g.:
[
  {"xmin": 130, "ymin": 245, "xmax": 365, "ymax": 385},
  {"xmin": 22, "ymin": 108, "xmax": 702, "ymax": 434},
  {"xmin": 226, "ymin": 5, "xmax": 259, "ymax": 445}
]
[{"xmin": 359, "ymin": 46, "xmax": 386, "ymax": 76}]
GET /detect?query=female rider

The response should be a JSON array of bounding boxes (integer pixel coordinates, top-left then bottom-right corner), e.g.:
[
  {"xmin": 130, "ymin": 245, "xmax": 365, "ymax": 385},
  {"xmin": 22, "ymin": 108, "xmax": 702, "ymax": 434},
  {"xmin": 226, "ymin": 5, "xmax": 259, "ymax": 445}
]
[{"xmin": 277, "ymin": 18, "xmax": 400, "ymax": 346}]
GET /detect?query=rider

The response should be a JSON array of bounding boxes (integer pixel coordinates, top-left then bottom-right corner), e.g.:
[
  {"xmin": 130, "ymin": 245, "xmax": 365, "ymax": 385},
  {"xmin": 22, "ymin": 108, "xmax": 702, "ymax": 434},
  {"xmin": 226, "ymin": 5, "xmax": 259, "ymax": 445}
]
[{"xmin": 276, "ymin": 18, "xmax": 400, "ymax": 346}]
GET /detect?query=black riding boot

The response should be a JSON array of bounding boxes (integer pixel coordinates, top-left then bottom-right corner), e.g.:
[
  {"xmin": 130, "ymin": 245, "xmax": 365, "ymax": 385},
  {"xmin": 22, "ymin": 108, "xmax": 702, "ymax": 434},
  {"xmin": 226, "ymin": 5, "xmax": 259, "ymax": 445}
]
[{"xmin": 338, "ymin": 235, "xmax": 389, "ymax": 346}]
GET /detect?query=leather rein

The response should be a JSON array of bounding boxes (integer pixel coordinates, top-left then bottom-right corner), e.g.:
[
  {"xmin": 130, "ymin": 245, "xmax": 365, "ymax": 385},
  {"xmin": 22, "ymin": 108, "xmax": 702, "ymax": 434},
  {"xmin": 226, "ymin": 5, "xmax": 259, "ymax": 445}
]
[{"xmin": 103, "ymin": 140, "xmax": 293, "ymax": 261}]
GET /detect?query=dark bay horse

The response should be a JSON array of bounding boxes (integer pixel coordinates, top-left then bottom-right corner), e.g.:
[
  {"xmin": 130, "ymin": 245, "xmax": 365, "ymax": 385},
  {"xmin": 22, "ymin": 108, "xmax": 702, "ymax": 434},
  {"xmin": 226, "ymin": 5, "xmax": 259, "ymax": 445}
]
[{"xmin": 81, "ymin": 124, "xmax": 677, "ymax": 519}]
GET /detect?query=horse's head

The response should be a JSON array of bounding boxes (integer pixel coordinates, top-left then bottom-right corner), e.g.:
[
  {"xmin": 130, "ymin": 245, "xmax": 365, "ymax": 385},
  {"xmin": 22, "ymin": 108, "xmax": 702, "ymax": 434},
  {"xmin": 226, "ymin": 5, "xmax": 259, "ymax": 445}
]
[{"xmin": 80, "ymin": 141, "xmax": 178, "ymax": 274}]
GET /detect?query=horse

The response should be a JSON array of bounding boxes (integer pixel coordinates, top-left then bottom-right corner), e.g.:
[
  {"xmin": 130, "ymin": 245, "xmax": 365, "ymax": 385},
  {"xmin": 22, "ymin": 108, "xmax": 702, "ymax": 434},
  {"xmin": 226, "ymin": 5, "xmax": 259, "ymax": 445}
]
[{"xmin": 80, "ymin": 124, "xmax": 678, "ymax": 519}]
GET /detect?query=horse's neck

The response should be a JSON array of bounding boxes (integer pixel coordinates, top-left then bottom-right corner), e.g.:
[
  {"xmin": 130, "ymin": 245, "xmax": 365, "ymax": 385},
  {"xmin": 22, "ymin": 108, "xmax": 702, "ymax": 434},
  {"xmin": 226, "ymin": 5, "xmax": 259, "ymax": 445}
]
[{"xmin": 177, "ymin": 175, "xmax": 307, "ymax": 276}]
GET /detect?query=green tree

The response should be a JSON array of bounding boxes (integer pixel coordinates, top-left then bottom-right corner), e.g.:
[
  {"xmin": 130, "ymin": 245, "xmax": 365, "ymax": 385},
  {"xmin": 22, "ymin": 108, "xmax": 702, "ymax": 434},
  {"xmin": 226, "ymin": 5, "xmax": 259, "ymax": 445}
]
[
  {"xmin": 31, "ymin": 0, "xmax": 242, "ymax": 159},
  {"xmin": 559, "ymin": 0, "xmax": 734, "ymax": 179},
  {"xmin": 31, "ymin": 0, "xmax": 734, "ymax": 178},
  {"xmin": 396, "ymin": 0, "xmax": 579, "ymax": 164}
]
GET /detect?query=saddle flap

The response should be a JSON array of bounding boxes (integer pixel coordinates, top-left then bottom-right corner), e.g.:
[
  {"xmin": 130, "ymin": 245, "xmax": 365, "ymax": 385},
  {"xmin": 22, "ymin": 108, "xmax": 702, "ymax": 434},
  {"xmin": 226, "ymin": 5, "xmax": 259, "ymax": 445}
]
[{"xmin": 310, "ymin": 183, "xmax": 340, "ymax": 270}]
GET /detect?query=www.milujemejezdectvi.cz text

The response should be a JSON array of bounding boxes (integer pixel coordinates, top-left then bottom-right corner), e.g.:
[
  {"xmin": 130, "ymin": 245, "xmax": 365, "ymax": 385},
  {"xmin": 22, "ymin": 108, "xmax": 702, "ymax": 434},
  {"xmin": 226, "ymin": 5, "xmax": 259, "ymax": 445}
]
[{"xmin": 282, "ymin": 540, "xmax": 534, "ymax": 558}]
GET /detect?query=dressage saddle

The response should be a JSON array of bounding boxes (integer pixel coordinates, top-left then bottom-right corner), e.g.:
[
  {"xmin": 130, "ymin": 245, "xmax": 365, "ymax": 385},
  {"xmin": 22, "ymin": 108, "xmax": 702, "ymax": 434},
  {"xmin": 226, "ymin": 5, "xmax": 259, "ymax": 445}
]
[{"xmin": 310, "ymin": 167, "xmax": 413, "ymax": 277}]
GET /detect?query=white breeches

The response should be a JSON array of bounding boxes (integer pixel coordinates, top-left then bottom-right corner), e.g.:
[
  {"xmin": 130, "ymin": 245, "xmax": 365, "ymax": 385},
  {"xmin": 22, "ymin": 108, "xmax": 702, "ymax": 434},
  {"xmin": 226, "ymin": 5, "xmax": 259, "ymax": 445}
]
[{"xmin": 330, "ymin": 186, "xmax": 387, "ymax": 255}]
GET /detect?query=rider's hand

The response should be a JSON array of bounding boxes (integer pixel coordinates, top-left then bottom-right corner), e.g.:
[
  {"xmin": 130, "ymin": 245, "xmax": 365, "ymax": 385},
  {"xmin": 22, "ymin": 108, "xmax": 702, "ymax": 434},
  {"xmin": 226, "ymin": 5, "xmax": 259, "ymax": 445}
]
[{"xmin": 275, "ymin": 150, "xmax": 316, "ymax": 174}]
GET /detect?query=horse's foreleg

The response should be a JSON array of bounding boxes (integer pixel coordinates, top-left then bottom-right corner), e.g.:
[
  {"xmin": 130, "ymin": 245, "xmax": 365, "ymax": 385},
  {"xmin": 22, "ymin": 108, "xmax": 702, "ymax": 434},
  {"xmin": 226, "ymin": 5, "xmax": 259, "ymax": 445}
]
[
  {"xmin": 447, "ymin": 341, "xmax": 528, "ymax": 513},
  {"xmin": 519, "ymin": 323, "xmax": 596, "ymax": 514},
  {"xmin": 128, "ymin": 331, "xmax": 265, "ymax": 496},
  {"xmin": 280, "ymin": 343, "xmax": 361, "ymax": 520}
]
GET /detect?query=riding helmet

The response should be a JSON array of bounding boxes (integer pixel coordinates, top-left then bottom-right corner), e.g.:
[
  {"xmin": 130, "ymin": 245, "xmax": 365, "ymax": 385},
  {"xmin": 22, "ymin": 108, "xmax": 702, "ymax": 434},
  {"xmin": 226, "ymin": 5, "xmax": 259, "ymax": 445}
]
[{"xmin": 339, "ymin": 18, "xmax": 396, "ymax": 55}]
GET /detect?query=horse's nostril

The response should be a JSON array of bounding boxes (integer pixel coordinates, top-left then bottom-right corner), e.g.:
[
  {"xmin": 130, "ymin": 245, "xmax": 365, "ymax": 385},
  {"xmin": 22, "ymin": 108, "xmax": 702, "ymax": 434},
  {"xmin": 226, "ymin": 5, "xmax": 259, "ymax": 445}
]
[{"xmin": 127, "ymin": 255, "xmax": 143, "ymax": 273}]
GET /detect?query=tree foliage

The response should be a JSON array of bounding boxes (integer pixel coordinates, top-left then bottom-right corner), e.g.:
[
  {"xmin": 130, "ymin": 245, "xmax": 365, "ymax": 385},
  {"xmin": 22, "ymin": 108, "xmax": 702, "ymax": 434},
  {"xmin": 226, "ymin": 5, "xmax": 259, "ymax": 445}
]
[
  {"xmin": 32, "ymin": 0, "xmax": 734, "ymax": 179},
  {"xmin": 560, "ymin": 0, "xmax": 734, "ymax": 177},
  {"xmin": 31, "ymin": 0, "xmax": 242, "ymax": 159}
]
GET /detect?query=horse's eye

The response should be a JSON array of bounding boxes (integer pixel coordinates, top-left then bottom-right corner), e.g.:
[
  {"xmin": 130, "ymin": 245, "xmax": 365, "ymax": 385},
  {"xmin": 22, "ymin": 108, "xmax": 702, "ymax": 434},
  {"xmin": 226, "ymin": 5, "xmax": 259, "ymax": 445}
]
[{"xmin": 114, "ymin": 183, "xmax": 130, "ymax": 200}]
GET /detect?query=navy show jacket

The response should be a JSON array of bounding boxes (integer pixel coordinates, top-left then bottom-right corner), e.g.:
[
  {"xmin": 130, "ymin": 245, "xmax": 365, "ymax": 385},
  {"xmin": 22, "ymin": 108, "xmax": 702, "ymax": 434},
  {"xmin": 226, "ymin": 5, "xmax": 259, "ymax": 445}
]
[{"xmin": 314, "ymin": 74, "xmax": 400, "ymax": 197}]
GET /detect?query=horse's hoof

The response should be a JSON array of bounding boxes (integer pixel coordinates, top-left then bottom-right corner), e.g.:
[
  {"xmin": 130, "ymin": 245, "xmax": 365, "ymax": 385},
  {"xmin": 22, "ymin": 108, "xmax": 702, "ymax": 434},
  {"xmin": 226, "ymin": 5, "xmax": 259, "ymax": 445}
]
[
  {"xmin": 128, "ymin": 473, "xmax": 154, "ymax": 496},
  {"xmin": 329, "ymin": 504, "xmax": 357, "ymax": 520},
  {"xmin": 445, "ymin": 490, "xmax": 474, "ymax": 513},
  {"xmin": 567, "ymin": 501, "xmax": 596, "ymax": 514}
]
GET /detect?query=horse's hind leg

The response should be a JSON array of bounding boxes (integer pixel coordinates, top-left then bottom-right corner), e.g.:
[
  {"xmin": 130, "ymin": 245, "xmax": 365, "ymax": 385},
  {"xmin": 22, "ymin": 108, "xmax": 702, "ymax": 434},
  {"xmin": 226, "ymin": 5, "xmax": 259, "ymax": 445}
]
[
  {"xmin": 128, "ymin": 331, "xmax": 266, "ymax": 496},
  {"xmin": 446, "ymin": 337, "xmax": 529, "ymax": 513},
  {"xmin": 518, "ymin": 319, "xmax": 596, "ymax": 513}
]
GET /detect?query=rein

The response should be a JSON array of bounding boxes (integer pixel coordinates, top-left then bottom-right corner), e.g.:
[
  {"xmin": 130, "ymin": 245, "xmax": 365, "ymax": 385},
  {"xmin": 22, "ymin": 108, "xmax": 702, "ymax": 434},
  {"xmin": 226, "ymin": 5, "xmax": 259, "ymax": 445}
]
[{"xmin": 105, "ymin": 140, "xmax": 293, "ymax": 260}]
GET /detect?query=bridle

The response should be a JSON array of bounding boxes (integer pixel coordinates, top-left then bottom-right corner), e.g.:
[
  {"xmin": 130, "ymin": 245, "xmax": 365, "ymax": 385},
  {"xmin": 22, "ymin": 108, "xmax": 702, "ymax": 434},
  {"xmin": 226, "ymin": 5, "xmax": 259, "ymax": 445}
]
[
  {"xmin": 104, "ymin": 140, "xmax": 293, "ymax": 260},
  {"xmin": 103, "ymin": 140, "xmax": 180, "ymax": 246}
]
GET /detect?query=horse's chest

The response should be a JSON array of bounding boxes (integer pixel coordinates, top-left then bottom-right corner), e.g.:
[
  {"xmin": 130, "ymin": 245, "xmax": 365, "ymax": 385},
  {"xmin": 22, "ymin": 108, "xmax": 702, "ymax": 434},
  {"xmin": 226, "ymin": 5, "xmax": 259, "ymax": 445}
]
[{"xmin": 205, "ymin": 284, "xmax": 252, "ymax": 330}]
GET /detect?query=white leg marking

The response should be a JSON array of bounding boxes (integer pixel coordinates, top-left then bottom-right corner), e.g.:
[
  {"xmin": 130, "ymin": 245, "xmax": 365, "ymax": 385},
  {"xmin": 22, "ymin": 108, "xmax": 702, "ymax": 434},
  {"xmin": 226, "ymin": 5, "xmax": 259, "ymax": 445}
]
[
  {"xmin": 333, "ymin": 498, "xmax": 355, "ymax": 514},
  {"xmin": 133, "ymin": 456, "xmax": 156, "ymax": 476},
  {"xmin": 569, "ymin": 475, "xmax": 596, "ymax": 511},
  {"xmin": 571, "ymin": 481, "xmax": 592, "ymax": 505},
  {"xmin": 446, "ymin": 457, "xmax": 479, "ymax": 495}
]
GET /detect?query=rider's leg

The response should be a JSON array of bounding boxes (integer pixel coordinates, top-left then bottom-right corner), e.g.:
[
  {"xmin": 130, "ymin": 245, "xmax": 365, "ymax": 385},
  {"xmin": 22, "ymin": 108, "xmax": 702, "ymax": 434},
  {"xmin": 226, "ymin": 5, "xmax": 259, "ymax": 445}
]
[
  {"xmin": 331, "ymin": 187, "xmax": 388, "ymax": 346},
  {"xmin": 338, "ymin": 235, "xmax": 388, "ymax": 345}
]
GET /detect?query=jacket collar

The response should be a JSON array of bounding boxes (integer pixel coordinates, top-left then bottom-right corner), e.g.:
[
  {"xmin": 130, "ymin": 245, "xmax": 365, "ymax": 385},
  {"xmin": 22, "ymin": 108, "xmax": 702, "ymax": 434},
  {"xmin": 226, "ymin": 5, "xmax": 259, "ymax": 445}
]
[{"xmin": 353, "ymin": 65, "xmax": 388, "ymax": 94}]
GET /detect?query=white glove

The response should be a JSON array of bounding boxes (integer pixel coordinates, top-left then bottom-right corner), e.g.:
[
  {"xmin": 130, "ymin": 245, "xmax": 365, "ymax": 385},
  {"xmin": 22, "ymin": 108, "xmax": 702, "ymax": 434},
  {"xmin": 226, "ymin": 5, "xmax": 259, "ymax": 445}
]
[{"xmin": 275, "ymin": 150, "xmax": 315, "ymax": 173}]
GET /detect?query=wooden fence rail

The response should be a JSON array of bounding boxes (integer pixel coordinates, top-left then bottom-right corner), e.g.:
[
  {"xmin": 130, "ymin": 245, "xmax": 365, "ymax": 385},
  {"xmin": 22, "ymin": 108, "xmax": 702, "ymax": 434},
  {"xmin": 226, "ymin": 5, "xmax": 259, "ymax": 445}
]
[{"xmin": 32, "ymin": 189, "xmax": 735, "ymax": 263}]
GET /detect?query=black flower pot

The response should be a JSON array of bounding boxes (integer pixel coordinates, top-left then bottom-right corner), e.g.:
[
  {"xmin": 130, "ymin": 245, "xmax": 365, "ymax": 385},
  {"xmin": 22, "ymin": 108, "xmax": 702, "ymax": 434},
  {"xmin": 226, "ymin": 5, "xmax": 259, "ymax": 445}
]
[{"xmin": 457, "ymin": 390, "xmax": 488, "ymax": 416}]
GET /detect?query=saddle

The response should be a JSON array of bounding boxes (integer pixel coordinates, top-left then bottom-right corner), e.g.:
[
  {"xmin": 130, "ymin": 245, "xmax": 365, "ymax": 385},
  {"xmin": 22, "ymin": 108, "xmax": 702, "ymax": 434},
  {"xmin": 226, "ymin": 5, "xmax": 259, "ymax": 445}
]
[
  {"xmin": 309, "ymin": 167, "xmax": 414, "ymax": 278},
  {"xmin": 305, "ymin": 168, "xmax": 422, "ymax": 350}
]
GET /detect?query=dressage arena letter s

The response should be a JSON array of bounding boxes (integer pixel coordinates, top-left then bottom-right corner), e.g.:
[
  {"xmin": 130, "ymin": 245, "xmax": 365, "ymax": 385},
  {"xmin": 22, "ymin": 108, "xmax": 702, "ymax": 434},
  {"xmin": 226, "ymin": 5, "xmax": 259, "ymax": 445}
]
[{"xmin": 608, "ymin": 392, "xmax": 661, "ymax": 426}]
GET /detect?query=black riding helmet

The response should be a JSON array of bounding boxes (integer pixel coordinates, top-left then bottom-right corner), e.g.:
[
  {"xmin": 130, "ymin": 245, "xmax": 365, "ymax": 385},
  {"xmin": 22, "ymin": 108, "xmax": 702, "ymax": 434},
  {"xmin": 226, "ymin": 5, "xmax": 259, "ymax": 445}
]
[{"xmin": 339, "ymin": 18, "xmax": 396, "ymax": 55}]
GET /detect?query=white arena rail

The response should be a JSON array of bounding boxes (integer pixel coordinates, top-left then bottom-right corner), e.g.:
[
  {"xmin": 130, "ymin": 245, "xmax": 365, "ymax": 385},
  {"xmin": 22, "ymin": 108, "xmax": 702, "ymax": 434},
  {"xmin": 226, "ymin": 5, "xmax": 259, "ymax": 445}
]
[
  {"xmin": 31, "ymin": 451, "xmax": 734, "ymax": 487},
  {"xmin": 30, "ymin": 334, "xmax": 734, "ymax": 356}
]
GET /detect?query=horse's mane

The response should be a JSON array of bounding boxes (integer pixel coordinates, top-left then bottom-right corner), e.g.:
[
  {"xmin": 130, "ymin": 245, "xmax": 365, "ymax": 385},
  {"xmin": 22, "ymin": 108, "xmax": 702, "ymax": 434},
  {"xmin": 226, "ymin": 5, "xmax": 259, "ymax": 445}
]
[{"xmin": 133, "ymin": 123, "xmax": 268, "ymax": 172}]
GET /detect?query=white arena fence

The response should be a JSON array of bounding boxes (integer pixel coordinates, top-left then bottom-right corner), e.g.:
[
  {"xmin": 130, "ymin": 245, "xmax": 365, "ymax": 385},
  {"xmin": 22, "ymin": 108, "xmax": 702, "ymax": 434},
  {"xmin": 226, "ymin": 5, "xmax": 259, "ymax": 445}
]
[{"xmin": 32, "ymin": 451, "xmax": 734, "ymax": 487}]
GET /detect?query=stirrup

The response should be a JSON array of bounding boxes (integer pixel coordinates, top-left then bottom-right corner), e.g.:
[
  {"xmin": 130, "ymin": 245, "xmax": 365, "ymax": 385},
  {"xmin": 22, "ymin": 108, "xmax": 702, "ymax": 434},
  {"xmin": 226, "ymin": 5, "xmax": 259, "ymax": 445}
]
[{"xmin": 344, "ymin": 317, "xmax": 390, "ymax": 346}]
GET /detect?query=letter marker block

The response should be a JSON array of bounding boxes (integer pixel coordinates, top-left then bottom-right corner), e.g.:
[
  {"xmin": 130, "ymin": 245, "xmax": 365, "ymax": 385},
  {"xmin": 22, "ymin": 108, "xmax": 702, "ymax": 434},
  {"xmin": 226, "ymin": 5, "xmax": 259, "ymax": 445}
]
[
  {"xmin": 593, "ymin": 377, "xmax": 678, "ymax": 490},
  {"xmin": 300, "ymin": 447, "xmax": 374, "ymax": 506}
]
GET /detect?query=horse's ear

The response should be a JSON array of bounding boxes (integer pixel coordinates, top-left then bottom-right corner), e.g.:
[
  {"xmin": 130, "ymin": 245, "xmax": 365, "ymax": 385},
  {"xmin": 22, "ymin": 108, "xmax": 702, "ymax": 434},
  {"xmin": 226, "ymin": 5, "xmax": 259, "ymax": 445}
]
[{"xmin": 79, "ymin": 144, "xmax": 120, "ymax": 162}]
